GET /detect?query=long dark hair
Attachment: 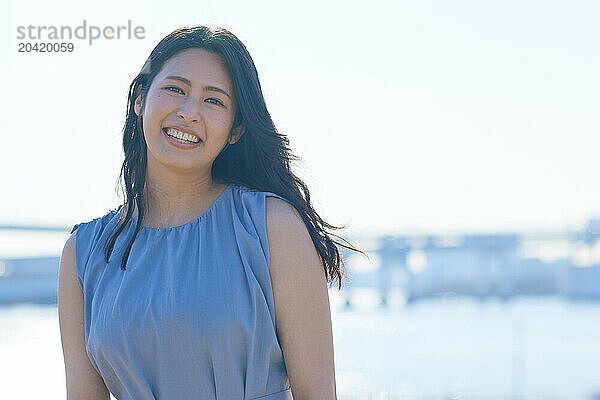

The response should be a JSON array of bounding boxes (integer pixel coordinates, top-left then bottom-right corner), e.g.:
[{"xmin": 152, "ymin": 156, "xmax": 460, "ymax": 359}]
[{"xmin": 98, "ymin": 25, "xmax": 366, "ymax": 290}]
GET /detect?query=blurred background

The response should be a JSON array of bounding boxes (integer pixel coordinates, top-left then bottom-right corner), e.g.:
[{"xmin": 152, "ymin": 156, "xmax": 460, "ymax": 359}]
[{"xmin": 1, "ymin": 0, "xmax": 599, "ymax": 399}]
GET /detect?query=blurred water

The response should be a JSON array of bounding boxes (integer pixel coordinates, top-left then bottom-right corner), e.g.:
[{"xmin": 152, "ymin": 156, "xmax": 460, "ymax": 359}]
[{"xmin": 0, "ymin": 288, "xmax": 599, "ymax": 399}]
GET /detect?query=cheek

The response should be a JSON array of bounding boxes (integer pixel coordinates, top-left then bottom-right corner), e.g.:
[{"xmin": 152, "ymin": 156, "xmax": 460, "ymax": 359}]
[
  {"xmin": 146, "ymin": 92, "xmax": 172, "ymax": 114},
  {"xmin": 208, "ymin": 111, "xmax": 234, "ymax": 128},
  {"xmin": 145, "ymin": 98, "xmax": 173, "ymax": 128},
  {"xmin": 214, "ymin": 115, "xmax": 230, "ymax": 127}
]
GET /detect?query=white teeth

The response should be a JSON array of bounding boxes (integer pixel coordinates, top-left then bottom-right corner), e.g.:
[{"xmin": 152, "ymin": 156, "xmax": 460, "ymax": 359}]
[{"xmin": 165, "ymin": 128, "xmax": 200, "ymax": 143}]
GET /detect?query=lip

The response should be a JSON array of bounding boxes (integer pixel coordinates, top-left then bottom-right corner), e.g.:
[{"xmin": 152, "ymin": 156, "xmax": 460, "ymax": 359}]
[{"xmin": 162, "ymin": 128, "xmax": 203, "ymax": 149}]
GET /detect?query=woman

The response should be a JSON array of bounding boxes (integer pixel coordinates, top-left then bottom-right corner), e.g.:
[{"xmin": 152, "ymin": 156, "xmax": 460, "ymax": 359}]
[{"xmin": 58, "ymin": 25, "xmax": 365, "ymax": 400}]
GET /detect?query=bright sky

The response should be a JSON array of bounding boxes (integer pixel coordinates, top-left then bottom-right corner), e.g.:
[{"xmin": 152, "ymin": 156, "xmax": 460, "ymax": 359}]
[{"xmin": 1, "ymin": 0, "xmax": 599, "ymax": 237}]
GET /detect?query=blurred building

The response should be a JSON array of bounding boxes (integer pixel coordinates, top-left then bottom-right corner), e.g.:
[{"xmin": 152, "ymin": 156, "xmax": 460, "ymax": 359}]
[{"xmin": 2, "ymin": 219, "xmax": 600, "ymax": 304}]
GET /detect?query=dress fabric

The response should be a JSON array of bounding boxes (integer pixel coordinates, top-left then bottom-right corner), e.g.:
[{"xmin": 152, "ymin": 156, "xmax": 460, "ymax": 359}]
[{"xmin": 73, "ymin": 184, "xmax": 293, "ymax": 400}]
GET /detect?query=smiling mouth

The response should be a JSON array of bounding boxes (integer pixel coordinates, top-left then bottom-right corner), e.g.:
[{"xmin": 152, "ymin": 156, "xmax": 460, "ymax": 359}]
[{"xmin": 162, "ymin": 128, "xmax": 202, "ymax": 144}]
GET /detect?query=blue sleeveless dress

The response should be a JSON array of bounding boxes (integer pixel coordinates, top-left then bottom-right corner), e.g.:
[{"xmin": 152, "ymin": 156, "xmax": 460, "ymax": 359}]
[{"xmin": 73, "ymin": 184, "xmax": 293, "ymax": 400}]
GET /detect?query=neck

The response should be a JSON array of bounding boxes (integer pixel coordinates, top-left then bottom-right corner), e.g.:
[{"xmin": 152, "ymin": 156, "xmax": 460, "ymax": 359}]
[{"xmin": 126, "ymin": 162, "xmax": 227, "ymax": 228}]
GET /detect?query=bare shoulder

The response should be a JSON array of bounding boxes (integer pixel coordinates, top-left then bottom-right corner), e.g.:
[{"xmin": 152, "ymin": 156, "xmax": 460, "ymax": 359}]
[
  {"xmin": 265, "ymin": 194, "xmax": 324, "ymax": 282},
  {"xmin": 58, "ymin": 229, "xmax": 79, "ymax": 307},
  {"xmin": 265, "ymin": 195, "xmax": 303, "ymax": 228},
  {"xmin": 265, "ymin": 196, "xmax": 314, "ymax": 260},
  {"xmin": 61, "ymin": 230, "xmax": 77, "ymax": 274}
]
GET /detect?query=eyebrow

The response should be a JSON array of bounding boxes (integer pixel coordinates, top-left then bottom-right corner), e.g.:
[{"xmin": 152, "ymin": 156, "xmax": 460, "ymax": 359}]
[{"xmin": 163, "ymin": 75, "xmax": 231, "ymax": 99}]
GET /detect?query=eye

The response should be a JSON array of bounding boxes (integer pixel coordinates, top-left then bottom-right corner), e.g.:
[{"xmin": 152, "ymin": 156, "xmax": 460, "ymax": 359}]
[
  {"xmin": 164, "ymin": 86, "xmax": 184, "ymax": 94},
  {"xmin": 206, "ymin": 98, "xmax": 225, "ymax": 107}
]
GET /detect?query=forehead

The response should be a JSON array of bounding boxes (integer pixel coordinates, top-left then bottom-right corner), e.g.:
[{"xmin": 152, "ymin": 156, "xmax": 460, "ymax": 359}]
[{"xmin": 155, "ymin": 48, "xmax": 232, "ymax": 90}]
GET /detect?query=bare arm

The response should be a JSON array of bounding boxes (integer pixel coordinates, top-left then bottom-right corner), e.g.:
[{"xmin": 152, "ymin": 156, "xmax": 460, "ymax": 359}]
[
  {"xmin": 266, "ymin": 196, "xmax": 337, "ymax": 400},
  {"xmin": 58, "ymin": 230, "xmax": 110, "ymax": 399}
]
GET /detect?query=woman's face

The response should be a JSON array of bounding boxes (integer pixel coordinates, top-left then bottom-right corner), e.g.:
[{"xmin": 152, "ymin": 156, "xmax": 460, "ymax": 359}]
[{"xmin": 134, "ymin": 48, "xmax": 244, "ymax": 174}]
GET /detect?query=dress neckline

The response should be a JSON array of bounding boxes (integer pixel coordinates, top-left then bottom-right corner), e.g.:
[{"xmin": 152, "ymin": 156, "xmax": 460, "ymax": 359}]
[{"xmin": 120, "ymin": 184, "xmax": 232, "ymax": 232}]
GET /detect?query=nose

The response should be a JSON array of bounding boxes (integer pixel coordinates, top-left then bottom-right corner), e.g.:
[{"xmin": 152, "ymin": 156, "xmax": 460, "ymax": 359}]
[{"xmin": 176, "ymin": 97, "xmax": 202, "ymax": 123}]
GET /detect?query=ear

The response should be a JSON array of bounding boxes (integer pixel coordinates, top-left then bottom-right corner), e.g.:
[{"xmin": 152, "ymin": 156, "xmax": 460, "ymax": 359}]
[
  {"xmin": 134, "ymin": 84, "xmax": 143, "ymax": 117},
  {"xmin": 229, "ymin": 124, "xmax": 246, "ymax": 144}
]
